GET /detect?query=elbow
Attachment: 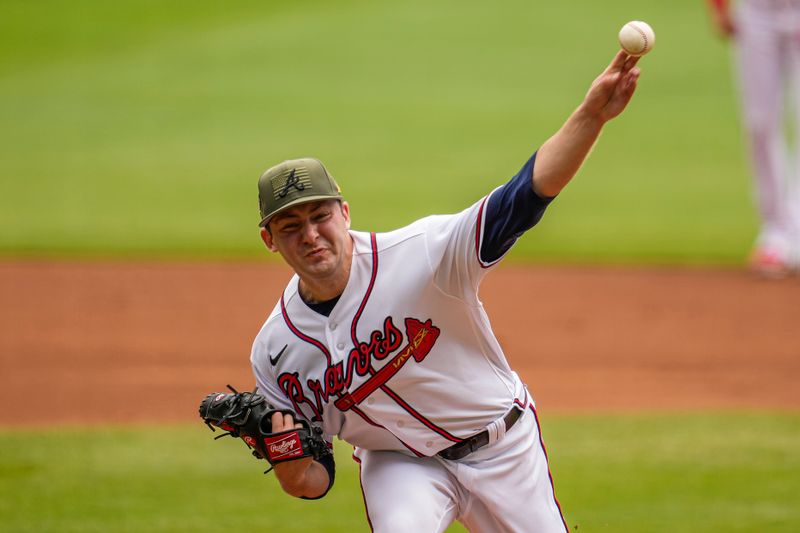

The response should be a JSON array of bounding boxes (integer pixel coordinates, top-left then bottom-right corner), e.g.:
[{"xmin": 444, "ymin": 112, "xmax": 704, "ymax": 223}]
[
  {"xmin": 278, "ymin": 476, "xmax": 312, "ymax": 498},
  {"xmin": 531, "ymin": 178, "xmax": 562, "ymax": 199},
  {"xmin": 533, "ymin": 184, "xmax": 560, "ymax": 199}
]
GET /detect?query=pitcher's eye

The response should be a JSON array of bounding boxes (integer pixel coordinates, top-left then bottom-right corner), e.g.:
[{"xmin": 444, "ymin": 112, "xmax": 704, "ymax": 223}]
[{"xmin": 313, "ymin": 211, "xmax": 332, "ymax": 223}]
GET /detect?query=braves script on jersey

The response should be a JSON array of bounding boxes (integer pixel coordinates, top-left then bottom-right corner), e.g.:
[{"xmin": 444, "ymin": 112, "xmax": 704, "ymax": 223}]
[{"xmin": 251, "ymin": 196, "xmax": 527, "ymax": 457}]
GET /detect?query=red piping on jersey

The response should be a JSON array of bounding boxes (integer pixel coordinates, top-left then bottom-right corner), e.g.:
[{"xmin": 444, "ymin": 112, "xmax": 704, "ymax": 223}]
[
  {"xmin": 529, "ymin": 404, "xmax": 569, "ymax": 532},
  {"xmin": 474, "ymin": 195, "xmax": 495, "ymax": 269},
  {"xmin": 378, "ymin": 384, "xmax": 463, "ymax": 443},
  {"xmin": 350, "ymin": 232, "xmax": 379, "ymax": 346},
  {"xmin": 282, "ymin": 276, "xmax": 422, "ymax": 456},
  {"xmin": 280, "ymin": 242, "xmax": 427, "ymax": 458},
  {"xmin": 281, "ymin": 294, "xmax": 332, "ymax": 366},
  {"xmin": 282, "ymin": 297, "xmax": 423, "ymax": 456},
  {"xmin": 347, "ymin": 232, "xmax": 464, "ymax": 444},
  {"xmin": 352, "ymin": 454, "xmax": 375, "ymax": 533},
  {"xmin": 351, "ymin": 405, "xmax": 425, "ymax": 457}
]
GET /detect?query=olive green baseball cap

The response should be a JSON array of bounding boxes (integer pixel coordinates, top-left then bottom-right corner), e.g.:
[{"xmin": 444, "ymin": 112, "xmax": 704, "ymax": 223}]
[{"xmin": 257, "ymin": 158, "xmax": 343, "ymax": 227}]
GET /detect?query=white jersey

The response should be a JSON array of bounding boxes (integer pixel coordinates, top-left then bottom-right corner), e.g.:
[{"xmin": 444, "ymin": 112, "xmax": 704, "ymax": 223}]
[{"xmin": 251, "ymin": 195, "xmax": 528, "ymax": 457}]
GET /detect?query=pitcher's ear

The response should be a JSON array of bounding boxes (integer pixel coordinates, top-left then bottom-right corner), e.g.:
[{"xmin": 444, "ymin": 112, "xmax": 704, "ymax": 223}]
[
  {"xmin": 260, "ymin": 227, "xmax": 278, "ymax": 252},
  {"xmin": 341, "ymin": 201, "xmax": 351, "ymax": 229}
]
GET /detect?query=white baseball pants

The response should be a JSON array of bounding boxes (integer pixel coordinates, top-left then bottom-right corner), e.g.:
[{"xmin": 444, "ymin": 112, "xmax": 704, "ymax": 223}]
[
  {"xmin": 352, "ymin": 404, "xmax": 568, "ymax": 533},
  {"xmin": 735, "ymin": 0, "xmax": 800, "ymax": 257}
]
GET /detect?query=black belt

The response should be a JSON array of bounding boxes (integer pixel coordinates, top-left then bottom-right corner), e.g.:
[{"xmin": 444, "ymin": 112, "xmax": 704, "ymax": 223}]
[{"xmin": 437, "ymin": 406, "xmax": 524, "ymax": 461}]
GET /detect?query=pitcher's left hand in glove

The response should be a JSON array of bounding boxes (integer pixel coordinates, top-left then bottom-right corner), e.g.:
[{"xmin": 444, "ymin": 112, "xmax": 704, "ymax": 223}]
[{"xmin": 199, "ymin": 385, "xmax": 331, "ymax": 469}]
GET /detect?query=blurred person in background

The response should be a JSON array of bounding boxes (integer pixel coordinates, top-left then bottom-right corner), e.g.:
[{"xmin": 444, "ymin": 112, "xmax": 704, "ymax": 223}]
[{"xmin": 708, "ymin": 0, "xmax": 800, "ymax": 277}]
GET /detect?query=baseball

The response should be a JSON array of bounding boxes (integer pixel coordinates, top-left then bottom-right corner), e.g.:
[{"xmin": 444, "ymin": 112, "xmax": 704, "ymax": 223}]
[{"xmin": 618, "ymin": 21, "xmax": 655, "ymax": 57}]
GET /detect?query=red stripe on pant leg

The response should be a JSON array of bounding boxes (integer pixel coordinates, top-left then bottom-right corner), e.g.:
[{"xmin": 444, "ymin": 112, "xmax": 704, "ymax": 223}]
[
  {"xmin": 529, "ymin": 404, "xmax": 569, "ymax": 532},
  {"xmin": 352, "ymin": 453, "xmax": 374, "ymax": 533}
]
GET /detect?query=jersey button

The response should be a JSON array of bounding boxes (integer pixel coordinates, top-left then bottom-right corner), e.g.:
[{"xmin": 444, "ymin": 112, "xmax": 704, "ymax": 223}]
[
  {"xmin": 367, "ymin": 397, "xmax": 375, "ymax": 405},
  {"xmin": 425, "ymin": 441, "xmax": 433, "ymax": 448},
  {"xmin": 329, "ymin": 323, "xmax": 338, "ymax": 331},
  {"xmin": 337, "ymin": 343, "xmax": 345, "ymax": 350},
  {"xmin": 396, "ymin": 421, "xmax": 404, "ymax": 428}
]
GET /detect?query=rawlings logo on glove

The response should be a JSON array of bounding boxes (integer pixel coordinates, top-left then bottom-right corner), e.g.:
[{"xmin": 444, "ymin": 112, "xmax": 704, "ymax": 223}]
[
  {"xmin": 265, "ymin": 433, "xmax": 304, "ymax": 461},
  {"xmin": 199, "ymin": 385, "xmax": 330, "ymax": 472}
]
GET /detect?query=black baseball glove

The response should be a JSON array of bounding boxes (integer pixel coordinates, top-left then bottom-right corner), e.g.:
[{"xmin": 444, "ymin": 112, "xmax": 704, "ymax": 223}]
[{"xmin": 199, "ymin": 385, "xmax": 330, "ymax": 471}]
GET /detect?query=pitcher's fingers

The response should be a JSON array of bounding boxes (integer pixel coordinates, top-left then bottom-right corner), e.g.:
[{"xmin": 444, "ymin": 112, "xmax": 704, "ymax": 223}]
[
  {"xmin": 622, "ymin": 68, "xmax": 640, "ymax": 94},
  {"xmin": 283, "ymin": 412, "xmax": 294, "ymax": 428},
  {"xmin": 623, "ymin": 54, "xmax": 641, "ymax": 71},
  {"xmin": 271, "ymin": 411, "xmax": 284, "ymax": 431},
  {"xmin": 606, "ymin": 50, "xmax": 630, "ymax": 73}
]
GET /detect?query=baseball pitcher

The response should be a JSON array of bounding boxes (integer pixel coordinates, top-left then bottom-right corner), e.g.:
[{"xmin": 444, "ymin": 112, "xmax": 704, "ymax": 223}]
[{"xmin": 200, "ymin": 50, "xmax": 642, "ymax": 532}]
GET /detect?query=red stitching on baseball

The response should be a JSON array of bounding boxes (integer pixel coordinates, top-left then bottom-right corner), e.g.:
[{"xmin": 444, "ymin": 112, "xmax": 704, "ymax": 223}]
[{"xmin": 631, "ymin": 24, "xmax": 647, "ymax": 54}]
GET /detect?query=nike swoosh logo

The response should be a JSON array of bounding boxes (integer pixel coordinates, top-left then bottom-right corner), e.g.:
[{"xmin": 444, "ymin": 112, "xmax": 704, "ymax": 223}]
[{"xmin": 269, "ymin": 344, "xmax": 288, "ymax": 366}]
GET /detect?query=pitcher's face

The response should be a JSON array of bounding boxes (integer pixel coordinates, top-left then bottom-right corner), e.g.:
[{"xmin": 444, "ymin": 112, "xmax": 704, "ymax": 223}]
[{"xmin": 262, "ymin": 200, "xmax": 352, "ymax": 281}]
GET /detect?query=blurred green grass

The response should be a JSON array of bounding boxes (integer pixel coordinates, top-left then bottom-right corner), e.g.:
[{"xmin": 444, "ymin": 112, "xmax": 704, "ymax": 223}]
[
  {"xmin": 0, "ymin": 0, "xmax": 754, "ymax": 263},
  {"xmin": 1, "ymin": 413, "xmax": 797, "ymax": 532}
]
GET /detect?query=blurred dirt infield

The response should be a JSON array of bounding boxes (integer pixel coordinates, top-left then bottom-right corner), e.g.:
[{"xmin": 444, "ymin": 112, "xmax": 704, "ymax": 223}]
[{"xmin": 1, "ymin": 260, "xmax": 798, "ymax": 426}]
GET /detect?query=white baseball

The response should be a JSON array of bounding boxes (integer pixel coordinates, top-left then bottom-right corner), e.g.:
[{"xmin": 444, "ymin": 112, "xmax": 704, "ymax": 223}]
[{"xmin": 618, "ymin": 21, "xmax": 655, "ymax": 57}]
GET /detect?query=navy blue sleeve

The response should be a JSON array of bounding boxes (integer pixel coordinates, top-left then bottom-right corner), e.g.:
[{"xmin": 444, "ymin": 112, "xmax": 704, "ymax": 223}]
[
  {"xmin": 480, "ymin": 152, "xmax": 554, "ymax": 264},
  {"xmin": 299, "ymin": 451, "xmax": 335, "ymax": 500}
]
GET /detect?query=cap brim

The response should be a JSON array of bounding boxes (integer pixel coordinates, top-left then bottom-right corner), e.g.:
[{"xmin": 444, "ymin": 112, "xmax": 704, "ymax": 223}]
[{"xmin": 258, "ymin": 194, "xmax": 343, "ymax": 227}]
